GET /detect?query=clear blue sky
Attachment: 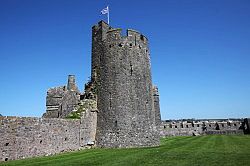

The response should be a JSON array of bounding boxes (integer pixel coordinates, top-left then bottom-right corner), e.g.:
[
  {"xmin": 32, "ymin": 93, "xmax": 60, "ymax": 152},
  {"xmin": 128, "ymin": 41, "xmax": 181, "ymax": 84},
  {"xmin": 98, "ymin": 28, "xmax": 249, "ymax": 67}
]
[{"xmin": 0, "ymin": 0, "xmax": 249, "ymax": 119}]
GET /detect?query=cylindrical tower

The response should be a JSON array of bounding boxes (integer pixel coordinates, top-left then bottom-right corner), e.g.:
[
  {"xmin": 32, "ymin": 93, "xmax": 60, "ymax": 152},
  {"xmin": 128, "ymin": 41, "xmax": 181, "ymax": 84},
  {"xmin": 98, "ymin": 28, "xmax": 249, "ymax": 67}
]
[{"xmin": 92, "ymin": 21, "xmax": 159, "ymax": 147}]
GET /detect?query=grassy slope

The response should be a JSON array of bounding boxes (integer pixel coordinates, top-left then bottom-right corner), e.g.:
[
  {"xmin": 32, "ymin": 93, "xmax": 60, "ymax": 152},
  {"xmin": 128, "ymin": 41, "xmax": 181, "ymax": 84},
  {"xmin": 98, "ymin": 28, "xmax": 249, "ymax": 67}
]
[{"xmin": 1, "ymin": 135, "xmax": 250, "ymax": 166}]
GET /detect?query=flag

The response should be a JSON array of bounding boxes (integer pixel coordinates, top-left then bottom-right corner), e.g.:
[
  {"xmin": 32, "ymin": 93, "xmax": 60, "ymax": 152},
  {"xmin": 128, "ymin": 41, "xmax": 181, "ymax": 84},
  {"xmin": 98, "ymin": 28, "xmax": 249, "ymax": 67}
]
[
  {"xmin": 101, "ymin": 6, "xmax": 109, "ymax": 15},
  {"xmin": 100, "ymin": 6, "xmax": 110, "ymax": 24}
]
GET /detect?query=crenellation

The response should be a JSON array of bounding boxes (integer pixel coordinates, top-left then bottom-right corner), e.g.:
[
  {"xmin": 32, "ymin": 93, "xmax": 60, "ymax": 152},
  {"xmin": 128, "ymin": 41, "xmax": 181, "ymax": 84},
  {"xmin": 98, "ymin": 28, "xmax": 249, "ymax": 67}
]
[
  {"xmin": 105, "ymin": 28, "xmax": 148, "ymax": 49},
  {"xmin": 127, "ymin": 29, "xmax": 148, "ymax": 45},
  {"xmin": 159, "ymin": 120, "xmax": 244, "ymax": 137}
]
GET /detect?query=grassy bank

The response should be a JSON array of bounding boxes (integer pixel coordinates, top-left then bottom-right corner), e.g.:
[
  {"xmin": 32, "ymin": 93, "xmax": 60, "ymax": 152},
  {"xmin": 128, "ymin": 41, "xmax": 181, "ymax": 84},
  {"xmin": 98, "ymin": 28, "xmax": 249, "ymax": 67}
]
[{"xmin": 1, "ymin": 135, "xmax": 250, "ymax": 166}]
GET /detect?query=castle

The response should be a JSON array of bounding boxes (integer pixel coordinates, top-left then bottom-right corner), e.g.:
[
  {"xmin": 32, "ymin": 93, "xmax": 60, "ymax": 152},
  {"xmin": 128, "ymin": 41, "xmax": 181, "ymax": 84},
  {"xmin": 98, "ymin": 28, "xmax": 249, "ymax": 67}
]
[
  {"xmin": 0, "ymin": 21, "xmax": 161, "ymax": 161},
  {"xmin": 43, "ymin": 20, "xmax": 161, "ymax": 147},
  {"xmin": 1, "ymin": 21, "xmax": 249, "ymax": 162}
]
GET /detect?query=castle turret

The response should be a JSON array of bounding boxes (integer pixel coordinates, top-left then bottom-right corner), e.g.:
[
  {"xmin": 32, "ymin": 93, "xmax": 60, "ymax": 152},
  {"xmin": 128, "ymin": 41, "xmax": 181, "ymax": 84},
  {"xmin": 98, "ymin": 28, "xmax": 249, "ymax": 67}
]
[
  {"xmin": 67, "ymin": 75, "xmax": 77, "ymax": 91},
  {"xmin": 153, "ymin": 86, "xmax": 161, "ymax": 126},
  {"xmin": 93, "ymin": 21, "xmax": 159, "ymax": 147}
]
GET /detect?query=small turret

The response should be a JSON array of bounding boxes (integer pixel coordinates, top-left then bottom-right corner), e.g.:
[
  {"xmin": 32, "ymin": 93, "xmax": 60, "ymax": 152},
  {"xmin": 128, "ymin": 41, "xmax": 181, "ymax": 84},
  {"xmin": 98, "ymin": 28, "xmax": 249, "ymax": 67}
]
[
  {"xmin": 153, "ymin": 86, "xmax": 161, "ymax": 126},
  {"xmin": 67, "ymin": 75, "xmax": 76, "ymax": 91}
]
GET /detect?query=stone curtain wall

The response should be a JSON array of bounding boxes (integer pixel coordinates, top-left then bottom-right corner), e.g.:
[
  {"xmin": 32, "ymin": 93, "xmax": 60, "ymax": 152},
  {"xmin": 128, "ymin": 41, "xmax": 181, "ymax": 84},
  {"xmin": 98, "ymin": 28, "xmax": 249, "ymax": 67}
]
[
  {"xmin": 79, "ymin": 110, "xmax": 98, "ymax": 147},
  {"xmin": 159, "ymin": 121, "xmax": 244, "ymax": 137},
  {"xmin": 0, "ymin": 110, "xmax": 97, "ymax": 162}
]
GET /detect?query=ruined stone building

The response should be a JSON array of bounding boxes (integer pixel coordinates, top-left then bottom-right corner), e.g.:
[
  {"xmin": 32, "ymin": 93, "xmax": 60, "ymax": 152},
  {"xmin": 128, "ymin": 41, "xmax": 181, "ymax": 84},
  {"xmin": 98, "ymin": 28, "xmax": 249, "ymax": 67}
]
[{"xmin": 43, "ymin": 75, "xmax": 81, "ymax": 118}]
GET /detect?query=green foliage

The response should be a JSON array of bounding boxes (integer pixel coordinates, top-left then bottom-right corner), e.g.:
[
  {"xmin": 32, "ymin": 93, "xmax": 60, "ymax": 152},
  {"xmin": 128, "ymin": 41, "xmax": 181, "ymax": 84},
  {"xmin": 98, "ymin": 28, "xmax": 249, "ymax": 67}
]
[
  {"xmin": 2, "ymin": 135, "xmax": 250, "ymax": 166},
  {"xmin": 65, "ymin": 111, "xmax": 81, "ymax": 119},
  {"xmin": 65, "ymin": 99, "xmax": 97, "ymax": 119}
]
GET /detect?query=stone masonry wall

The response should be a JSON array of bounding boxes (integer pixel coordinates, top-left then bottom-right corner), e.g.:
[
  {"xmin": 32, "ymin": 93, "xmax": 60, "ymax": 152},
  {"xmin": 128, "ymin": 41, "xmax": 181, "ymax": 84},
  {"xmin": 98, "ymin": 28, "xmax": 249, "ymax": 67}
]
[
  {"xmin": 93, "ymin": 21, "xmax": 159, "ymax": 148},
  {"xmin": 159, "ymin": 120, "xmax": 244, "ymax": 137},
  {"xmin": 153, "ymin": 86, "xmax": 161, "ymax": 126},
  {"xmin": 0, "ymin": 110, "xmax": 97, "ymax": 162},
  {"xmin": 43, "ymin": 75, "xmax": 81, "ymax": 118}
]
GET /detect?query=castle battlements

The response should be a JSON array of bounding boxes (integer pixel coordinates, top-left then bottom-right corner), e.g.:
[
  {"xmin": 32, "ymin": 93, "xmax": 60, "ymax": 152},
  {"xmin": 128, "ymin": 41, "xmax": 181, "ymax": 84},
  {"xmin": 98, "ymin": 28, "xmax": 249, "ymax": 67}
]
[{"xmin": 105, "ymin": 28, "xmax": 148, "ymax": 51}]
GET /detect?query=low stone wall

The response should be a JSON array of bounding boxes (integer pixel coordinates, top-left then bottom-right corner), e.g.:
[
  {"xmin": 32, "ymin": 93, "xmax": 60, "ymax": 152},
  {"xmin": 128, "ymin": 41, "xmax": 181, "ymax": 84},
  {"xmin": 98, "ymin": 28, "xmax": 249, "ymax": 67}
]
[
  {"xmin": 160, "ymin": 128, "xmax": 203, "ymax": 137},
  {"xmin": 205, "ymin": 130, "xmax": 243, "ymax": 135},
  {"xmin": 159, "ymin": 120, "xmax": 244, "ymax": 137},
  {"xmin": 0, "ymin": 110, "xmax": 97, "ymax": 162}
]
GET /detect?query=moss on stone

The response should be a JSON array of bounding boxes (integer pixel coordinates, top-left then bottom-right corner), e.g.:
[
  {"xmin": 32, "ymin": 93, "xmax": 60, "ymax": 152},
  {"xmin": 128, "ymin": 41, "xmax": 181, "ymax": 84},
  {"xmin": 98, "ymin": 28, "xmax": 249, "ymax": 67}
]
[
  {"xmin": 65, "ymin": 99, "xmax": 97, "ymax": 119},
  {"xmin": 65, "ymin": 111, "xmax": 81, "ymax": 119}
]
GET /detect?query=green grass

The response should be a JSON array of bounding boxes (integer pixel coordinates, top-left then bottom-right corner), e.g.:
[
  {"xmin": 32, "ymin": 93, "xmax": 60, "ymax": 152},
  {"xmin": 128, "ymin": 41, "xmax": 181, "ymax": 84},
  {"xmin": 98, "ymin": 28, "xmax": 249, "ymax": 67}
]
[{"xmin": 1, "ymin": 135, "xmax": 250, "ymax": 166}]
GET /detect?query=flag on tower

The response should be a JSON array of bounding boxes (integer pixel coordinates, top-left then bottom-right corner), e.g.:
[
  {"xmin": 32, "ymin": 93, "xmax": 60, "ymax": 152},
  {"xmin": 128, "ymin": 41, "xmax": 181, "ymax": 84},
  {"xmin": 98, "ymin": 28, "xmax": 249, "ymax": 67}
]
[
  {"xmin": 101, "ymin": 6, "xmax": 110, "ymax": 24},
  {"xmin": 101, "ymin": 6, "xmax": 109, "ymax": 14}
]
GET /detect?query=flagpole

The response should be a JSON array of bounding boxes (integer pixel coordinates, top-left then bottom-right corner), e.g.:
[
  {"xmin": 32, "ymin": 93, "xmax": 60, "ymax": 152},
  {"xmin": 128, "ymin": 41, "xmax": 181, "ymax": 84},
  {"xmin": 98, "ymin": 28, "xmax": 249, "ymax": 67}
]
[{"xmin": 107, "ymin": 5, "xmax": 109, "ymax": 24}]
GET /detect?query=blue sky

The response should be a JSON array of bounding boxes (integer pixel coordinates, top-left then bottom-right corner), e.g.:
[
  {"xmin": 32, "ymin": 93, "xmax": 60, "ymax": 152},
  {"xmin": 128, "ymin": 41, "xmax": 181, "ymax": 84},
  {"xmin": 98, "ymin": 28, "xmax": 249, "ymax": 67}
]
[{"xmin": 0, "ymin": 0, "xmax": 249, "ymax": 119}]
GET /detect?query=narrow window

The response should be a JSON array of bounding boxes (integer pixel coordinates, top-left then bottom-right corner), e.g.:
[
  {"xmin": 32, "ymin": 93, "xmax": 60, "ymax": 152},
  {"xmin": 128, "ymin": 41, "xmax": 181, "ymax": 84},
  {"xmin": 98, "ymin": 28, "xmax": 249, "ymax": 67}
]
[
  {"xmin": 130, "ymin": 62, "xmax": 133, "ymax": 76},
  {"xmin": 109, "ymin": 92, "xmax": 112, "ymax": 109},
  {"xmin": 197, "ymin": 124, "xmax": 200, "ymax": 127},
  {"xmin": 186, "ymin": 125, "xmax": 189, "ymax": 128},
  {"xmin": 99, "ymin": 54, "xmax": 103, "ymax": 63}
]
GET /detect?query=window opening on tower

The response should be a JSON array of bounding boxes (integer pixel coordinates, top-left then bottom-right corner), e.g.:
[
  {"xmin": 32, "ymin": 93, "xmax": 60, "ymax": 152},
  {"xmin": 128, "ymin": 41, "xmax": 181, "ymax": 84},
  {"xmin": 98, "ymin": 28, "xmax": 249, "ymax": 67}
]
[{"xmin": 130, "ymin": 62, "xmax": 133, "ymax": 76}]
